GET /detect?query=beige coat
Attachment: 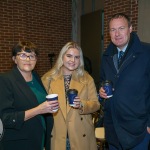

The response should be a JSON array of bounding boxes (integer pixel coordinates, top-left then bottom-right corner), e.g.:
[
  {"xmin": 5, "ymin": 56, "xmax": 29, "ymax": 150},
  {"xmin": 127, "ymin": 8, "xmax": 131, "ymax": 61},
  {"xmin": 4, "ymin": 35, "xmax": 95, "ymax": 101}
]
[{"xmin": 42, "ymin": 71, "xmax": 100, "ymax": 150}]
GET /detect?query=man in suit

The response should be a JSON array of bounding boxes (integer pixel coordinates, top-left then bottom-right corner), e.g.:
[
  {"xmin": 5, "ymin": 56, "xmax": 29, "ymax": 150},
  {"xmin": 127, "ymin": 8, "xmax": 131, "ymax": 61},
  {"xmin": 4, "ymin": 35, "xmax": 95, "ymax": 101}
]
[{"xmin": 99, "ymin": 13, "xmax": 150, "ymax": 150}]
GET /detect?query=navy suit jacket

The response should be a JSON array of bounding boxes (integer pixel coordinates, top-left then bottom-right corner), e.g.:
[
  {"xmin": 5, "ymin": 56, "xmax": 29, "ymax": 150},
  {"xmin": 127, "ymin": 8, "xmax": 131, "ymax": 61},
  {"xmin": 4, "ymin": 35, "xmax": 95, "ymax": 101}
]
[
  {"xmin": 100, "ymin": 32, "xmax": 150, "ymax": 149},
  {"xmin": 0, "ymin": 66, "xmax": 53, "ymax": 150}
]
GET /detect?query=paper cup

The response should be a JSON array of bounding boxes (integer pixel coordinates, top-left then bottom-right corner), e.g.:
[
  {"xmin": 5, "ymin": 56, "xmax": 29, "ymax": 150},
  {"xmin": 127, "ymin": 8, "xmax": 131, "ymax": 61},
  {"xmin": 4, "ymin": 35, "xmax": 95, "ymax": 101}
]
[
  {"xmin": 67, "ymin": 89, "xmax": 78, "ymax": 106},
  {"xmin": 46, "ymin": 94, "xmax": 58, "ymax": 112}
]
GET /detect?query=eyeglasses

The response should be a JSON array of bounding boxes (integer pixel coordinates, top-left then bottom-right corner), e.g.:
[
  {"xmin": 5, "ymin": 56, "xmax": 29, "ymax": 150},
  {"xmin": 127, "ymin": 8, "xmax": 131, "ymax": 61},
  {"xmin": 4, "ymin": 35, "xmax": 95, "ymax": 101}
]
[{"xmin": 17, "ymin": 53, "xmax": 37, "ymax": 61}]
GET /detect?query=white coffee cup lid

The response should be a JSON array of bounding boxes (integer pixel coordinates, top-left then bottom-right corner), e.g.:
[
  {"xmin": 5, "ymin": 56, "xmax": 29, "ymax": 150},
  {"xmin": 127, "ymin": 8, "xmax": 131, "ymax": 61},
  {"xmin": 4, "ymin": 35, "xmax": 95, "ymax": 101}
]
[{"xmin": 46, "ymin": 94, "xmax": 58, "ymax": 98}]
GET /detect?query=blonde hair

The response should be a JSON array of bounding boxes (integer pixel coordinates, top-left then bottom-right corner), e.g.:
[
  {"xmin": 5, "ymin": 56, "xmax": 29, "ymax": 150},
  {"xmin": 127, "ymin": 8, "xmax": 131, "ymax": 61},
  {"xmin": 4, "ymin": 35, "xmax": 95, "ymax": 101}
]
[{"xmin": 47, "ymin": 41, "xmax": 86, "ymax": 80}]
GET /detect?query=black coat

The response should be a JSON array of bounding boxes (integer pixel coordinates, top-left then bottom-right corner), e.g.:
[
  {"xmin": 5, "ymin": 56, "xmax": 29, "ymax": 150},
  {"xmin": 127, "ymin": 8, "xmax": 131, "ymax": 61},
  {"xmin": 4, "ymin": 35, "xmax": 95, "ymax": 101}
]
[
  {"xmin": 100, "ymin": 32, "xmax": 150, "ymax": 149},
  {"xmin": 0, "ymin": 66, "xmax": 53, "ymax": 150}
]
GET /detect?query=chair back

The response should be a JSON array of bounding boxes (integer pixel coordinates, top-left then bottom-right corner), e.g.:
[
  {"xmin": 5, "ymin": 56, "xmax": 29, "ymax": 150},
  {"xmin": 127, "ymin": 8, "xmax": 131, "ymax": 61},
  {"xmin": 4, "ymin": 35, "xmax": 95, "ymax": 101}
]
[{"xmin": 95, "ymin": 127, "xmax": 105, "ymax": 140}]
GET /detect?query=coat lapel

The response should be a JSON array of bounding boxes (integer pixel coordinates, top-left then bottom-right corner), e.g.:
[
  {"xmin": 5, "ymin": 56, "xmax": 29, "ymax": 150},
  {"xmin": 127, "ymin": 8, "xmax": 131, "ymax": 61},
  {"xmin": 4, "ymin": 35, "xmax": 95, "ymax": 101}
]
[
  {"xmin": 114, "ymin": 32, "xmax": 143, "ymax": 74},
  {"xmin": 12, "ymin": 67, "xmax": 44, "ymax": 127},
  {"xmin": 15, "ymin": 79, "xmax": 38, "ymax": 106},
  {"xmin": 113, "ymin": 53, "xmax": 119, "ymax": 72},
  {"xmin": 118, "ymin": 49, "xmax": 142, "ymax": 74},
  {"xmin": 12, "ymin": 67, "xmax": 39, "ymax": 107},
  {"xmin": 50, "ymin": 76, "xmax": 84, "ymax": 120},
  {"xmin": 50, "ymin": 78, "xmax": 67, "ymax": 120},
  {"xmin": 105, "ymin": 55, "xmax": 118, "ymax": 74}
]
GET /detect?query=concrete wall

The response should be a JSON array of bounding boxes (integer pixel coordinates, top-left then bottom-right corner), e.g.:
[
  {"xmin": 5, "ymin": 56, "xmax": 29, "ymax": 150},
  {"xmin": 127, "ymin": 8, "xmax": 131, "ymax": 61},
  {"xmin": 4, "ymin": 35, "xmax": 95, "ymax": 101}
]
[{"xmin": 138, "ymin": 0, "xmax": 150, "ymax": 43}]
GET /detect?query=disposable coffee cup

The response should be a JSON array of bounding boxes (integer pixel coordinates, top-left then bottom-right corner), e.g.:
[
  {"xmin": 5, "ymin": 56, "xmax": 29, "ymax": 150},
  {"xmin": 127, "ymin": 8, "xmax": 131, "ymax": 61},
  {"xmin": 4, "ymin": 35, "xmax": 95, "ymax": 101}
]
[
  {"xmin": 46, "ymin": 94, "xmax": 58, "ymax": 112},
  {"xmin": 102, "ymin": 80, "xmax": 113, "ymax": 98},
  {"xmin": 67, "ymin": 89, "xmax": 78, "ymax": 106}
]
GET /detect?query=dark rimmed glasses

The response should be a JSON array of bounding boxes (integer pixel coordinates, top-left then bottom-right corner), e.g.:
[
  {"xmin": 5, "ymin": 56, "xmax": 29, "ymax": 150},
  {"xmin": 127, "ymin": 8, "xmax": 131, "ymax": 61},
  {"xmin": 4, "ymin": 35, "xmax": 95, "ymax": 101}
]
[{"xmin": 17, "ymin": 53, "xmax": 37, "ymax": 61}]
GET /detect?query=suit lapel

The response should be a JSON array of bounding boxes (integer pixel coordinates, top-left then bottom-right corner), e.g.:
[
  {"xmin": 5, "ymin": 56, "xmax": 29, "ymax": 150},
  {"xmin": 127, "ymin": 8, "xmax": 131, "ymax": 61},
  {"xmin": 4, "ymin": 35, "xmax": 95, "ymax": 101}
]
[
  {"xmin": 15, "ymin": 79, "xmax": 38, "ymax": 106},
  {"xmin": 12, "ymin": 67, "xmax": 44, "ymax": 127},
  {"xmin": 12, "ymin": 67, "xmax": 39, "ymax": 107}
]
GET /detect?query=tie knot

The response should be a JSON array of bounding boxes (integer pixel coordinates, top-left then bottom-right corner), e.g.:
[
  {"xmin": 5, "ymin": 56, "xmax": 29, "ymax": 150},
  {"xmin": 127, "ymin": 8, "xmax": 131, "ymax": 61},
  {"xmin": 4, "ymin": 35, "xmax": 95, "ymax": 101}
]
[{"xmin": 119, "ymin": 51, "xmax": 124, "ymax": 57}]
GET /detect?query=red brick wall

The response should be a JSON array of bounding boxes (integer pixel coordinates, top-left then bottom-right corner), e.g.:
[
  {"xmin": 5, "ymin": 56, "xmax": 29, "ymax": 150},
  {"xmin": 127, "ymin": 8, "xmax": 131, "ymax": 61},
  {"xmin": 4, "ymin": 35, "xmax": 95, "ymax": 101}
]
[
  {"xmin": 104, "ymin": 0, "xmax": 138, "ymax": 49},
  {"xmin": 0, "ymin": 1, "xmax": 139, "ymax": 75},
  {"xmin": 0, "ymin": 0, "xmax": 72, "ymax": 76}
]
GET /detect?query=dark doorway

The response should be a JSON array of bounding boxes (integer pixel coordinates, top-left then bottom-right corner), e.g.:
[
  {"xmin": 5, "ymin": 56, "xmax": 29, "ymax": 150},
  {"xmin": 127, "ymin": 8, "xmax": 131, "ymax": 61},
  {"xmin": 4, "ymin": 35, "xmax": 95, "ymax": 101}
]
[{"xmin": 81, "ymin": 10, "xmax": 103, "ymax": 87}]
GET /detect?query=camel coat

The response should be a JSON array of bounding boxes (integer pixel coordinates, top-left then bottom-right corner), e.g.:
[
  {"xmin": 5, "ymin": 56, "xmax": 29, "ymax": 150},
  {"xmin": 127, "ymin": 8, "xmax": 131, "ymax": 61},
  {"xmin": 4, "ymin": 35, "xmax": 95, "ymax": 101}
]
[{"xmin": 42, "ymin": 71, "xmax": 100, "ymax": 150}]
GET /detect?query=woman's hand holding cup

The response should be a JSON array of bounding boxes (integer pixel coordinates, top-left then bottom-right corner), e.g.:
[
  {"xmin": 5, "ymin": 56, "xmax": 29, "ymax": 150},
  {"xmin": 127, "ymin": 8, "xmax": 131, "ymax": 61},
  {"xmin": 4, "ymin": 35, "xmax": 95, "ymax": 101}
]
[
  {"xmin": 73, "ymin": 96, "xmax": 81, "ymax": 109},
  {"xmin": 38, "ymin": 100, "xmax": 58, "ymax": 114},
  {"xmin": 46, "ymin": 94, "xmax": 59, "ymax": 113}
]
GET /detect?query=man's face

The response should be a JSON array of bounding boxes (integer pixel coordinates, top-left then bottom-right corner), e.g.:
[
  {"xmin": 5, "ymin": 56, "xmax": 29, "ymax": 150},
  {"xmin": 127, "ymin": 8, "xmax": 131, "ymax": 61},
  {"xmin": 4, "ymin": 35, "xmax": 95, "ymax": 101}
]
[{"xmin": 109, "ymin": 17, "xmax": 132, "ymax": 50}]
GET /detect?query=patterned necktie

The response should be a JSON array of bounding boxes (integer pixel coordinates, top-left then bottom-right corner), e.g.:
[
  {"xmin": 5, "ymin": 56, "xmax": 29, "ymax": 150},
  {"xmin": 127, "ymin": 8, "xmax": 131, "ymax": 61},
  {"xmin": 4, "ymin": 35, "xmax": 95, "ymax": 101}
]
[{"xmin": 118, "ymin": 51, "xmax": 124, "ymax": 65}]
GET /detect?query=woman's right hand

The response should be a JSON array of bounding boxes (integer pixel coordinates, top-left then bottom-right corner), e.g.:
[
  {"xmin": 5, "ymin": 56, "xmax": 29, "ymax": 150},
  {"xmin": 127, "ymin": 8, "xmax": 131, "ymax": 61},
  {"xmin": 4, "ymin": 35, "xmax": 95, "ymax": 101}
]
[
  {"xmin": 25, "ymin": 100, "xmax": 59, "ymax": 121},
  {"xmin": 38, "ymin": 100, "xmax": 59, "ymax": 114}
]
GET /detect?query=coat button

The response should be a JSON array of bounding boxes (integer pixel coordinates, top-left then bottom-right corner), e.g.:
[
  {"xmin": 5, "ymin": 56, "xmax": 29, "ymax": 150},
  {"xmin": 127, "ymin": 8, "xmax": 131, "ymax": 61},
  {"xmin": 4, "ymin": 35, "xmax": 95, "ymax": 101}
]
[
  {"xmin": 83, "ymin": 134, "xmax": 86, "ymax": 137},
  {"xmin": 81, "ymin": 117, "xmax": 83, "ymax": 120},
  {"xmin": 13, "ymin": 119, "xmax": 15, "ymax": 122}
]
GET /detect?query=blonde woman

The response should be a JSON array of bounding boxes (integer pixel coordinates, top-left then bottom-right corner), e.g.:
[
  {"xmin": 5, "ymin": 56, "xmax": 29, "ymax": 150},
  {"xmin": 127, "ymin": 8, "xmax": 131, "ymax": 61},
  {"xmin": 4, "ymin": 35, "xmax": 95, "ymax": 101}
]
[{"xmin": 42, "ymin": 41, "xmax": 100, "ymax": 150}]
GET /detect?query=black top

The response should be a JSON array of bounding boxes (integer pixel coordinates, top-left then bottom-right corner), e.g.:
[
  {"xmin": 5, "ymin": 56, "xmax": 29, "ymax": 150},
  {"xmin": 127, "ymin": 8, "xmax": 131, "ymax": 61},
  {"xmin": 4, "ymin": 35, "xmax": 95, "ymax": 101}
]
[{"xmin": 0, "ymin": 66, "xmax": 53, "ymax": 150}]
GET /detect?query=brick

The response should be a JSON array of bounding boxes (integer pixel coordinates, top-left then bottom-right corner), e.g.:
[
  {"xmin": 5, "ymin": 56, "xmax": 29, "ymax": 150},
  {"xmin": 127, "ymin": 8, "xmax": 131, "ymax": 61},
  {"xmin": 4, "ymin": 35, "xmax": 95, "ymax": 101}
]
[
  {"xmin": 0, "ymin": 0, "xmax": 72, "ymax": 76},
  {"xmin": 104, "ymin": 0, "xmax": 138, "ymax": 50}
]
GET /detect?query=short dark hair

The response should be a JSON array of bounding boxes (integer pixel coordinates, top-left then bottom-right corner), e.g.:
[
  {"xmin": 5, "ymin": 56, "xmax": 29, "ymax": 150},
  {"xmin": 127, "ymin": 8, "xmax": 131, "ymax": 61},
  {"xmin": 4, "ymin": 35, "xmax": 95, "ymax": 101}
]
[
  {"xmin": 12, "ymin": 40, "xmax": 39, "ymax": 56},
  {"xmin": 108, "ymin": 13, "xmax": 132, "ymax": 27}
]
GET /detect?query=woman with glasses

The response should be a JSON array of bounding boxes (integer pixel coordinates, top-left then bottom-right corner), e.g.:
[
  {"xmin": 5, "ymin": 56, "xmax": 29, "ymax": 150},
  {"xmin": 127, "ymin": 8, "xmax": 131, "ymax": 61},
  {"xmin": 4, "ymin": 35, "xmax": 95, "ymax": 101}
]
[{"xmin": 0, "ymin": 41, "xmax": 59, "ymax": 150}]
